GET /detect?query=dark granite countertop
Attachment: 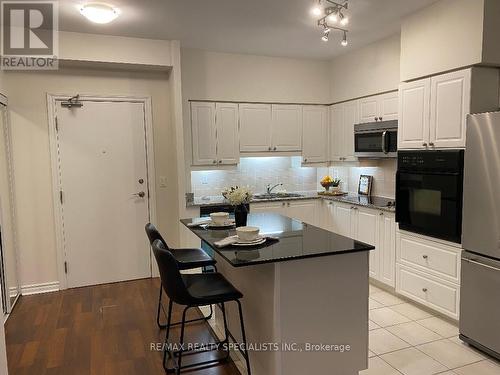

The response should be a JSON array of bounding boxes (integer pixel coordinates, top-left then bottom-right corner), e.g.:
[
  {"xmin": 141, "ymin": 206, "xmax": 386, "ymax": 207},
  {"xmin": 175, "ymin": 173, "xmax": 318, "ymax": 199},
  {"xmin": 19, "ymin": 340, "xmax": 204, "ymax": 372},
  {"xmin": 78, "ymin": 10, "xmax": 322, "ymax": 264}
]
[
  {"xmin": 187, "ymin": 191, "xmax": 396, "ymax": 213},
  {"xmin": 180, "ymin": 213, "xmax": 374, "ymax": 267}
]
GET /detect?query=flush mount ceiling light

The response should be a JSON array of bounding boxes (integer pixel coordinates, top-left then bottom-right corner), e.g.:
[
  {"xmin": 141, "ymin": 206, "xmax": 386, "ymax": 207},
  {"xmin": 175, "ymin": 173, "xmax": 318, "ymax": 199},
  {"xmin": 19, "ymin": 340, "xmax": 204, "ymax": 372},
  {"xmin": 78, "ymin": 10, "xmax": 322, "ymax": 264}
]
[
  {"xmin": 310, "ymin": 0, "xmax": 349, "ymax": 47},
  {"xmin": 80, "ymin": 3, "xmax": 120, "ymax": 24}
]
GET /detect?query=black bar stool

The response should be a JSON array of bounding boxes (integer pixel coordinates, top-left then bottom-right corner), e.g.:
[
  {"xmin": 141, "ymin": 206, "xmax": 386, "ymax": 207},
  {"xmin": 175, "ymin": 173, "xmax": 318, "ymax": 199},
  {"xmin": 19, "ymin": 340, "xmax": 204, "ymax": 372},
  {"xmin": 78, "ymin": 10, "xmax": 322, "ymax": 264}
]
[
  {"xmin": 152, "ymin": 239, "xmax": 251, "ymax": 375},
  {"xmin": 145, "ymin": 223, "xmax": 217, "ymax": 329}
]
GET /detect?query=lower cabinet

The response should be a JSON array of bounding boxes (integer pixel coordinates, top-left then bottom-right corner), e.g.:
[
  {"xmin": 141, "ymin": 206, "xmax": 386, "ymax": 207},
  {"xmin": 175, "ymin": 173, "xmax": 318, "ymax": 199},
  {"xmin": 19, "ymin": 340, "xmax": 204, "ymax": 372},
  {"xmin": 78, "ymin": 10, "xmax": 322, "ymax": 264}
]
[
  {"xmin": 250, "ymin": 200, "xmax": 318, "ymax": 226},
  {"xmin": 396, "ymin": 231, "xmax": 461, "ymax": 319},
  {"xmin": 323, "ymin": 201, "xmax": 396, "ymax": 288}
]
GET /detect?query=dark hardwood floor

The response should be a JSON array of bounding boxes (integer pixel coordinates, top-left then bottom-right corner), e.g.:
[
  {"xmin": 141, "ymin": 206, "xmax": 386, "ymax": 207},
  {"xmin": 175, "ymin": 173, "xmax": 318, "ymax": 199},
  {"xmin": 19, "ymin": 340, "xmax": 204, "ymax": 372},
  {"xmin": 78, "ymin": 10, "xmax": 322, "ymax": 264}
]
[{"xmin": 5, "ymin": 278, "xmax": 240, "ymax": 375}]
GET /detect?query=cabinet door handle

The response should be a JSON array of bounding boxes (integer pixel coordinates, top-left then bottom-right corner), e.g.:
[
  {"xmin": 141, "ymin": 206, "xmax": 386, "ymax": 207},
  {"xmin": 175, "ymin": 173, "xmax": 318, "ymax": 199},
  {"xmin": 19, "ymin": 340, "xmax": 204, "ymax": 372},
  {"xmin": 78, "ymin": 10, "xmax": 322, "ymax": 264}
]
[
  {"xmin": 287, "ymin": 202, "xmax": 290, "ymax": 207},
  {"xmin": 374, "ymin": 117, "xmax": 378, "ymax": 122},
  {"xmin": 429, "ymin": 142, "xmax": 435, "ymax": 147},
  {"xmin": 268, "ymin": 147, "xmax": 272, "ymax": 151},
  {"xmin": 218, "ymin": 160, "xmax": 222, "ymax": 164},
  {"xmin": 282, "ymin": 202, "xmax": 286, "ymax": 207},
  {"xmin": 422, "ymin": 255, "xmax": 428, "ymax": 259},
  {"xmin": 422, "ymin": 143, "xmax": 428, "ymax": 147},
  {"xmin": 379, "ymin": 117, "xmax": 383, "ymax": 121},
  {"xmin": 379, "ymin": 212, "xmax": 384, "ymax": 216},
  {"xmin": 273, "ymin": 146, "xmax": 277, "ymax": 151},
  {"xmin": 422, "ymin": 288, "xmax": 428, "ymax": 292},
  {"xmin": 304, "ymin": 158, "xmax": 308, "ymax": 162},
  {"xmin": 213, "ymin": 160, "xmax": 217, "ymax": 164}
]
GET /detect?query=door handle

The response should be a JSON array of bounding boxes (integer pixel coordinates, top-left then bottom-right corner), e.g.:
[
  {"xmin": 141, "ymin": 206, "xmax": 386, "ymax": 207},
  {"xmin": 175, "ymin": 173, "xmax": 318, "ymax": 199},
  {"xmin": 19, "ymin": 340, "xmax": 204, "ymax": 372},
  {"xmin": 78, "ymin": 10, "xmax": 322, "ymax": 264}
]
[
  {"xmin": 133, "ymin": 191, "xmax": 146, "ymax": 198},
  {"xmin": 382, "ymin": 131, "xmax": 388, "ymax": 154},
  {"xmin": 463, "ymin": 258, "xmax": 500, "ymax": 272}
]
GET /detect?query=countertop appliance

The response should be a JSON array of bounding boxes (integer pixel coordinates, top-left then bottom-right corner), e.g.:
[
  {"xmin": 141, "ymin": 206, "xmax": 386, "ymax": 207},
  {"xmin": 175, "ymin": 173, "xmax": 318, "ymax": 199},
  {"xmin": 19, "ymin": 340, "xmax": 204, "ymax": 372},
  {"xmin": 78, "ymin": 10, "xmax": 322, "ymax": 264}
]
[
  {"xmin": 354, "ymin": 120, "xmax": 398, "ymax": 158},
  {"xmin": 396, "ymin": 150, "xmax": 464, "ymax": 243},
  {"xmin": 460, "ymin": 111, "xmax": 500, "ymax": 360}
]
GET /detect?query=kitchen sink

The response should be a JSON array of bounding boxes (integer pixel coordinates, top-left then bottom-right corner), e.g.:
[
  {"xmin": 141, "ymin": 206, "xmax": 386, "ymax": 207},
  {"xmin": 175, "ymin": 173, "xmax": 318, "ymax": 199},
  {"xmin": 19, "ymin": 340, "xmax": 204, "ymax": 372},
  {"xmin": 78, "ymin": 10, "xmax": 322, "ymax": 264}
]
[{"xmin": 252, "ymin": 193, "xmax": 305, "ymax": 200}]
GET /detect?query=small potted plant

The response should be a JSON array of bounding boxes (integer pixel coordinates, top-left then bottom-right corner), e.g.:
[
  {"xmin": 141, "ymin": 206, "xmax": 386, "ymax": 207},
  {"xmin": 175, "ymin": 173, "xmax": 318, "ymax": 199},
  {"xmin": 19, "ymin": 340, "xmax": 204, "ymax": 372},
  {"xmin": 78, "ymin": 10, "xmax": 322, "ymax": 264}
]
[
  {"xmin": 222, "ymin": 186, "xmax": 253, "ymax": 227},
  {"xmin": 320, "ymin": 176, "xmax": 341, "ymax": 192}
]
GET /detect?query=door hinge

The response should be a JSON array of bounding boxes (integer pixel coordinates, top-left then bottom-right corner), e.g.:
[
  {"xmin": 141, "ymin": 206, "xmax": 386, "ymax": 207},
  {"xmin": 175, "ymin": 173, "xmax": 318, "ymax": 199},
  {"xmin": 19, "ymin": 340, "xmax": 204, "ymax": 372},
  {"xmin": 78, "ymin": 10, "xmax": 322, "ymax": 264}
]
[
  {"xmin": 64, "ymin": 261, "xmax": 68, "ymax": 274},
  {"xmin": 55, "ymin": 116, "xmax": 59, "ymax": 132},
  {"xmin": 59, "ymin": 190, "xmax": 64, "ymax": 204}
]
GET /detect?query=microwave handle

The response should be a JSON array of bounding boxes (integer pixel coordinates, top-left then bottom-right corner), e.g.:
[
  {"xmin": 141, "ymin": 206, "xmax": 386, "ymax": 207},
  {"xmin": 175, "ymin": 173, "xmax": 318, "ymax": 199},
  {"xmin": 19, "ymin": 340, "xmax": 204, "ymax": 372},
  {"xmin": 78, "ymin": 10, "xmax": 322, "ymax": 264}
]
[{"xmin": 382, "ymin": 131, "xmax": 388, "ymax": 153}]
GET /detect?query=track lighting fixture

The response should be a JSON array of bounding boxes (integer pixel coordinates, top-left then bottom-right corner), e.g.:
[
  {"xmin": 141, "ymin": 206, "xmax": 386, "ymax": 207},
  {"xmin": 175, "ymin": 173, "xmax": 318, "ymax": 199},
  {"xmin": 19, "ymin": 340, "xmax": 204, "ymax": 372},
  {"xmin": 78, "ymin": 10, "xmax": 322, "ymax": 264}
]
[{"xmin": 310, "ymin": 0, "xmax": 349, "ymax": 47}]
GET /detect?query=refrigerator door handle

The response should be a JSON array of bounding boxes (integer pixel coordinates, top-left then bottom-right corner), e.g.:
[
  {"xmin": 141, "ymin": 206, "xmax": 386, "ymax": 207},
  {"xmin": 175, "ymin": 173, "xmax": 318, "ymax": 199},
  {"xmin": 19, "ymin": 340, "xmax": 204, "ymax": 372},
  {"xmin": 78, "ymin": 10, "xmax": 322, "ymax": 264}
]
[{"xmin": 463, "ymin": 258, "xmax": 500, "ymax": 272}]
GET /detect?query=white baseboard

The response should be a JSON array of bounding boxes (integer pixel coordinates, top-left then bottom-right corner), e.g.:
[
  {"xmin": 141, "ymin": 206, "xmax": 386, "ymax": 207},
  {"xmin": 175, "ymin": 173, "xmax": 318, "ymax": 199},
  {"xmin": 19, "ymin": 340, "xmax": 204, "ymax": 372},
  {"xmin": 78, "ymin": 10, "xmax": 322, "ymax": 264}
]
[{"xmin": 21, "ymin": 281, "xmax": 60, "ymax": 295}]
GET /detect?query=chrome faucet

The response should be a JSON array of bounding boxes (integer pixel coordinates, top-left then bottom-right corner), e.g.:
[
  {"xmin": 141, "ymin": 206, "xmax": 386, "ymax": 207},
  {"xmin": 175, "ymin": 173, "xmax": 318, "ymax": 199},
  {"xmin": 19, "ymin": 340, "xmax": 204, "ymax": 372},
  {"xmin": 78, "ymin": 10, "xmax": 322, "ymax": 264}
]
[{"xmin": 266, "ymin": 183, "xmax": 283, "ymax": 195}]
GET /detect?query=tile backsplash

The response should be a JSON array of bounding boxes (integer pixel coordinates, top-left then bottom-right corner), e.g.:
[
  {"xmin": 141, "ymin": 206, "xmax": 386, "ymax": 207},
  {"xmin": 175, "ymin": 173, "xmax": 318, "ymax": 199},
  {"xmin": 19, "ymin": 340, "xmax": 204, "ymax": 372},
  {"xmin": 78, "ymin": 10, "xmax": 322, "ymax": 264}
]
[
  {"xmin": 191, "ymin": 157, "xmax": 318, "ymax": 197},
  {"xmin": 191, "ymin": 157, "xmax": 397, "ymax": 199},
  {"xmin": 317, "ymin": 159, "xmax": 396, "ymax": 198}
]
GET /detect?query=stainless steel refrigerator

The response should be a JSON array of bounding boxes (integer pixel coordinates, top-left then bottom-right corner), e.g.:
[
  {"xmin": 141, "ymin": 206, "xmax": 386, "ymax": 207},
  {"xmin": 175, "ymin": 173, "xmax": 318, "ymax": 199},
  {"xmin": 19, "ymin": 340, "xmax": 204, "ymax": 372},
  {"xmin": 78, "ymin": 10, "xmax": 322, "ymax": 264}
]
[{"xmin": 460, "ymin": 111, "xmax": 500, "ymax": 360}]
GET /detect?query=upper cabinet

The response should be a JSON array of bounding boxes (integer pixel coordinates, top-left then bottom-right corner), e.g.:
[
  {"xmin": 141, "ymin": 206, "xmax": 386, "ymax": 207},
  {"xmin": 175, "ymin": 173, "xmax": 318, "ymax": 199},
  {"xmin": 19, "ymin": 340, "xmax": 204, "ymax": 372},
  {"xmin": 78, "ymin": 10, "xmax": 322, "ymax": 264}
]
[
  {"xmin": 302, "ymin": 106, "xmax": 328, "ymax": 164},
  {"xmin": 271, "ymin": 105, "xmax": 302, "ymax": 151},
  {"xmin": 215, "ymin": 103, "xmax": 240, "ymax": 165},
  {"xmin": 398, "ymin": 68, "xmax": 499, "ymax": 150},
  {"xmin": 191, "ymin": 102, "xmax": 217, "ymax": 165},
  {"xmin": 429, "ymin": 70, "xmax": 470, "ymax": 149},
  {"xmin": 329, "ymin": 100, "xmax": 358, "ymax": 162},
  {"xmin": 239, "ymin": 103, "xmax": 272, "ymax": 152},
  {"xmin": 398, "ymin": 79, "xmax": 431, "ymax": 149},
  {"xmin": 239, "ymin": 104, "xmax": 302, "ymax": 152},
  {"xmin": 191, "ymin": 102, "xmax": 239, "ymax": 166},
  {"xmin": 359, "ymin": 91, "xmax": 398, "ymax": 123}
]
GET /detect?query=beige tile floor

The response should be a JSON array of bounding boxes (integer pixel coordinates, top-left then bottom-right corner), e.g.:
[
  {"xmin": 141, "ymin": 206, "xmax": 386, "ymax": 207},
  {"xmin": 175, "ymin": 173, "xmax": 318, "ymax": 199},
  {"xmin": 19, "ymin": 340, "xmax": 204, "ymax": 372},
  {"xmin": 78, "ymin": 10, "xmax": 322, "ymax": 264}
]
[{"xmin": 361, "ymin": 284, "xmax": 500, "ymax": 375}]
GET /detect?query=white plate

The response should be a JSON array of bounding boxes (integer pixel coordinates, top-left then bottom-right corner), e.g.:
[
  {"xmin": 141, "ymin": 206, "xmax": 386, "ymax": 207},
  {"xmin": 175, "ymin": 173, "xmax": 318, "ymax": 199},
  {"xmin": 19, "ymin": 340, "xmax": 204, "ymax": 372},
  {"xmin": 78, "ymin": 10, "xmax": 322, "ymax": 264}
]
[
  {"xmin": 233, "ymin": 237, "xmax": 266, "ymax": 247},
  {"xmin": 206, "ymin": 221, "xmax": 235, "ymax": 228}
]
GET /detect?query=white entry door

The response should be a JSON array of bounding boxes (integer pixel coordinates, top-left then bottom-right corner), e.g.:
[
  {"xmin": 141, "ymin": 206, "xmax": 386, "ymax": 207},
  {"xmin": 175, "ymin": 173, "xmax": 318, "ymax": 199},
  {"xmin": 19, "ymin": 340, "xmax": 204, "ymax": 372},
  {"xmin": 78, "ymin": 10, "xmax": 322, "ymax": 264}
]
[{"xmin": 57, "ymin": 100, "xmax": 152, "ymax": 288}]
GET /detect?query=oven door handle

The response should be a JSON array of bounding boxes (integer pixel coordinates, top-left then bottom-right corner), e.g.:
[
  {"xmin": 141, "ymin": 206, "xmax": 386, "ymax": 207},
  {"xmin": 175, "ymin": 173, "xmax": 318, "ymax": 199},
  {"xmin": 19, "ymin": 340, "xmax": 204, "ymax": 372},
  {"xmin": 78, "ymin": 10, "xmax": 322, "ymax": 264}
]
[{"xmin": 382, "ymin": 131, "xmax": 388, "ymax": 154}]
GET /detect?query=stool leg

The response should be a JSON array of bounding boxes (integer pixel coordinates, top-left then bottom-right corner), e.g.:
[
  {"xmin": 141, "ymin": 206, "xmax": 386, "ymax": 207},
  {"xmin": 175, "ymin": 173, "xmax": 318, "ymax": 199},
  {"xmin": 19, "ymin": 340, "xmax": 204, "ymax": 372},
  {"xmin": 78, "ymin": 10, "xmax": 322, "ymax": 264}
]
[
  {"xmin": 237, "ymin": 300, "xmax": 251, "ymax": 375},
  {"xmin": 176, "ymin": 306, "xmax": 190, "ymax": 375},
  {"xmin": 162, "ymin": 299, "xmax": 174, "ymax": 370},
  {"xmin": 220, "ymin": 302, "xmax": 230, "ymax": 361},
  {"xmin": 157, "ymin": 284, "xmax": 167, "ymax": 329}
]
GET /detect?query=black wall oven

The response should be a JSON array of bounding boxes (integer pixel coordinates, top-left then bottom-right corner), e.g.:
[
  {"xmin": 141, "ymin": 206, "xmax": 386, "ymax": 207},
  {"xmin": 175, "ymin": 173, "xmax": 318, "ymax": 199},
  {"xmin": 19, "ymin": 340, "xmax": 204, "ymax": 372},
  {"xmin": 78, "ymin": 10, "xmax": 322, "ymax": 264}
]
[{"xmin": 396, "ymin": 150, "xmax": 464, "ymax": 243}]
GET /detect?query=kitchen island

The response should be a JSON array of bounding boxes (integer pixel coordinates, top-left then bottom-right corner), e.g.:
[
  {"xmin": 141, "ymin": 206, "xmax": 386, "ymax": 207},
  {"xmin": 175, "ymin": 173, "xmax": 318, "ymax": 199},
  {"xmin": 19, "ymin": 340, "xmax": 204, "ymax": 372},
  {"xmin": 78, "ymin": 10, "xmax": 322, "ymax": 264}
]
[{"xmin": 181, "ymin": 213, "xmax": 374, "ymax": 375}]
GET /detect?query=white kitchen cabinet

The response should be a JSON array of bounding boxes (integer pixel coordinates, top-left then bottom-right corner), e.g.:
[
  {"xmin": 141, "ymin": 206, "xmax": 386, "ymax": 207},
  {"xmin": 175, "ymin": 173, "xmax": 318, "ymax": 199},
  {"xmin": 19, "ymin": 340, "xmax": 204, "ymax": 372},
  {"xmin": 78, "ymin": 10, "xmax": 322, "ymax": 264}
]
[
  {"xmin": 250, "ymin": 200, "xmax": 318, "ymax": 226},
  {"xmin": 429, "ymin": 69, "xmax": 471, "ymax": 148},
  {"xmin": 359, "ymin": 92, "xmax": 399, "ymax": 123},
  {"xmin": 302, "ymin": 106, "xmax": 328, "ymax": 164},
  {"xmin": 271, "ymin": 105, "xmax": 302, "ymax": 151},
  {"xmin": 399, "ymin": 68, "xmax": 499, "ymax": 150},
  {"xmin": 378, "ymin": 212, "xmax": 396, "ymax": 287},
  {"xmin": 191, "ymin": 102, "xmax": 217, "ymax": 165},
  {"xmin": 333, "ymin": 202, "xmax": 355, "ymax": 237},
  {"xmin": 356, "ymin": 207, "xmax": 379, "ymax": 279},
  {"xmin": 378, "ymin": 92, "xmax": 399, "ymax": 122},
  {"xmin": 359, "ymin": 96, "xmax": 379, "ymax": 123},
  {"xmin": 239, "ymin": 103, "xmax": 272, "ymax": 152},
  {"xmin": 286, "ymin": 200, "xmax": 317, "ymax": 226},
  {"xmin": 191, "ymin": 102, "xmax": 239, "ymax": 166},
  {"xmin": 216, "ymin": 103, "xmax": 240, "ymax": 165},
  {"xmin": 396, "ymin": 231, "xmax": 461, "ymax": 319},
  {"xmin": 398, "ymin": 78, "xmax": 431, "ymax": 149},
  {"xmin": 329, "ymin": 100, "xmax": 358, "ymax": 162}
]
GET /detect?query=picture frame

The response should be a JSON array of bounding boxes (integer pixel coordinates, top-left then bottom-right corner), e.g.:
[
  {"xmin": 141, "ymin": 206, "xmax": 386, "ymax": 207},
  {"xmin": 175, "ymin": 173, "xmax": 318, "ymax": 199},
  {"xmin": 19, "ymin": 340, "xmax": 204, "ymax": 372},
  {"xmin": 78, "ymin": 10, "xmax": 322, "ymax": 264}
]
[{"xmin": 358, "ymin": 175, "xmax": 373, "ymax": 196}]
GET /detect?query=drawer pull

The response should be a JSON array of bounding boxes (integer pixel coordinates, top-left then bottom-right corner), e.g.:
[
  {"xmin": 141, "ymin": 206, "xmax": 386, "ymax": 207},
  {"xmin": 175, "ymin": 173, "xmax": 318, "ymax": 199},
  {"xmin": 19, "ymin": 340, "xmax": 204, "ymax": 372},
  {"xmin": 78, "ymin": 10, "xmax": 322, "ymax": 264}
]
[
  {"xmin": 422, "ymin": 288, "xmax": 428, "ymax": 292},
  {"xmin": 422, "ymin": 255, "xmax": 428, "ymax": 259}
]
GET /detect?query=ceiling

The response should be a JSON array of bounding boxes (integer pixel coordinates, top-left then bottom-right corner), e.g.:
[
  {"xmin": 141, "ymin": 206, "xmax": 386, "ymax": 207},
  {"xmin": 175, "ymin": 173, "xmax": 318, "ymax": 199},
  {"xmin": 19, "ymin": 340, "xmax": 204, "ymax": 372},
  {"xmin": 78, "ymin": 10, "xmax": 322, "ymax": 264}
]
[{"xmin": 59, "ymin": 0, "xmax": 440, "ymax": 60}]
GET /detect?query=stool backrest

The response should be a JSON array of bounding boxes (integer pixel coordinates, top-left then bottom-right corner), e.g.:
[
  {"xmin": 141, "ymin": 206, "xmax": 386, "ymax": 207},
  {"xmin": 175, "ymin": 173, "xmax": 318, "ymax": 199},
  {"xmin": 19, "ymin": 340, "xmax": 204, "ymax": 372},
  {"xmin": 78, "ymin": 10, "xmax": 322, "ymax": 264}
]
[
  {"xmin": 151, "ymin": 239, "xmax": 191, "ymax": 305},
  {"xmin": 145, "ymin": 223, "xmax": 169, "ymax": 249}
]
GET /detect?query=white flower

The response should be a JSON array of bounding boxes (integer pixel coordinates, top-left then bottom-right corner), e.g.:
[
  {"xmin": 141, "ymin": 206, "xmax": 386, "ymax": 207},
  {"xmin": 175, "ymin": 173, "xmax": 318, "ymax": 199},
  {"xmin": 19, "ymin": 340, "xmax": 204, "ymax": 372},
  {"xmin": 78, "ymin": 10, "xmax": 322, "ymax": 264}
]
[{"xmin": 222, "ymin": 186, "xmax": 253, "ymax": 206}]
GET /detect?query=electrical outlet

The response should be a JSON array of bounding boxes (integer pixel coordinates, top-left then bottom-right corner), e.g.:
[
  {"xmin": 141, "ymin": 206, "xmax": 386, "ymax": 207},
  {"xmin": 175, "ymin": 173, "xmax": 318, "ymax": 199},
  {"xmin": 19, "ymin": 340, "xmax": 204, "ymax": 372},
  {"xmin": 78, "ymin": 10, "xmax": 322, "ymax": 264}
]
[{"xmin": 159, "ymin": 176, "xmax": 167, "ymax": 188}]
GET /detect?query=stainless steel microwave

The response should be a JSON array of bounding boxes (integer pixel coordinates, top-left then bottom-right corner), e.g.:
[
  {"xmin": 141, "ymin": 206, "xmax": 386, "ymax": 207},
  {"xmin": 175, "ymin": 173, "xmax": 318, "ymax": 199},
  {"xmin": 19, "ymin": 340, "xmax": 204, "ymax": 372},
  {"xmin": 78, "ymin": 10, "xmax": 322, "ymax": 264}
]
[{"xmin": 354, "ymin": 120, "xmax": 398, "ymax": 158}]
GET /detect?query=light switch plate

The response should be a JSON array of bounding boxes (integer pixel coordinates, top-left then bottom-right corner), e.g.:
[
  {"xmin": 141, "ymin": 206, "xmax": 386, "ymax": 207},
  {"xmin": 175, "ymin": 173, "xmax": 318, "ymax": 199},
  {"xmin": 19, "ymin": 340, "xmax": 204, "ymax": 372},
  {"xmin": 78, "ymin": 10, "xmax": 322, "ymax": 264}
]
[{"xmin": 159, "ymin": 176, "xmax": 167, "ymax": 188}]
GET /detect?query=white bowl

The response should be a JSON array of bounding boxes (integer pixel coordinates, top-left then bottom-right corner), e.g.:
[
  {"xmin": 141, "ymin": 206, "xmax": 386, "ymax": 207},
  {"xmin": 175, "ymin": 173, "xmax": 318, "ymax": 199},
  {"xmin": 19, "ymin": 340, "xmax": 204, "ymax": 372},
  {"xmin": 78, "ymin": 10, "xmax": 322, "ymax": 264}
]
[
  {"xmin": 210, "ymin": 212, "xmax": 229, "ymax": 225},
  {"xmin": 236, "ymin": 226, "xmax": 260, "ymax": 242}
]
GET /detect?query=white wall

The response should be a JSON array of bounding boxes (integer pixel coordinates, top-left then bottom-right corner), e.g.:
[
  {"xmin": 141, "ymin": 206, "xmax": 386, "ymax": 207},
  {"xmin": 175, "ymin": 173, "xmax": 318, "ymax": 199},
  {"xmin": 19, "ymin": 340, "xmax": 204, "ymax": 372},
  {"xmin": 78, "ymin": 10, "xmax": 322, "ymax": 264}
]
[
  {"xmin": 329, "ymin": 34, "xmax": 401, "ymax": 103},
  {"xmin": 400, "ymin": 0, "xmax": 485, "ymax": 81},
  {"xmin": 59, "ymin": 31, "xmax": 173, "ymax": 68},
  {"xmin": 4, "ymin": 68, "xmax": 179, "ymax": 289}
]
